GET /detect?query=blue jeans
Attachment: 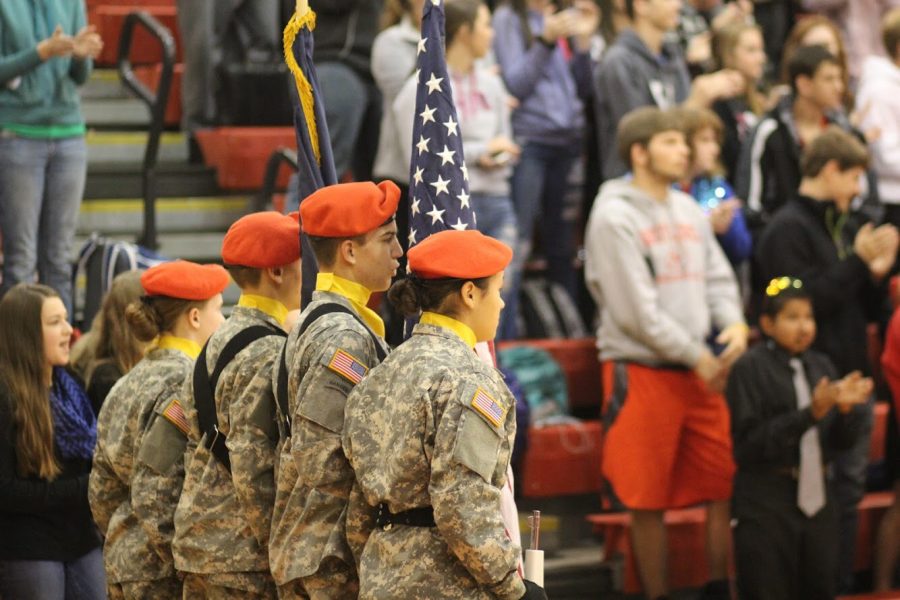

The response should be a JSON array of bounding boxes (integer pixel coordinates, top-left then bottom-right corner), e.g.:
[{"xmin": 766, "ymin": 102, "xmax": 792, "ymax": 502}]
[
  {"xmin": 316, "ymin": 62, "xmax": 381, "ymax": 180},
  {"xmin": 471, "ymin": 193, "xmax": 518, "ymax": 340},
  {"xmin": 0, "ymin": 134, "xmax": 86, "ymax": 315},
  {"xmin": 0, "ymin": 547, "xmax": 106, "ymax": 600},
  {"xmin": 506, "ymin": 141, "xmax": 580, "ymax": 339}
]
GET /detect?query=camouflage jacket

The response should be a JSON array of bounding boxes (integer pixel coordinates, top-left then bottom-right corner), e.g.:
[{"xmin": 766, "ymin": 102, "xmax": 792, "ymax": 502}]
[
  {"xmin": 89, "ymin": 348, "xmax": 192, "ymax": 584},
  {"xmin": 342, "ymin": 323, "xmax": 525, "ymax": 600},
  {"xmin": 172, "ymin": 306, "xmax": 286, "ymax": 575},
  {"xmin": 268, "ymin": 291, "xmax": 389, "ymax": 585}
]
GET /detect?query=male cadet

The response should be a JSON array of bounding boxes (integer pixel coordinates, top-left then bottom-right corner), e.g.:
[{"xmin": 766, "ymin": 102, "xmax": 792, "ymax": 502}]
[
  {"xmin": 269, "ymin": 181, "xmax": 401, "ymax": 599},
  {"xmin": 171, "ymin": 212, "xmax": 302, "ymax": 598}
]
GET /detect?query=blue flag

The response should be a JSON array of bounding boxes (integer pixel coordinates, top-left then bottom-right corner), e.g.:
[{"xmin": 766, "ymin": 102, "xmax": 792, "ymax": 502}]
[
  {"xmin": 284, "ymin": 7, "xmax": 338, "ymax": 306},
  {"xmin": 407, "ymin": 0, "xmax": 476, "ymax": 250}
]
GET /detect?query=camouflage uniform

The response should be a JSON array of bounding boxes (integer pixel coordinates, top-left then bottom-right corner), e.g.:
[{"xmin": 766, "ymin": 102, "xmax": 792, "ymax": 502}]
[
  {"xmin": 343, "ymin": 322, "xmax": 526, "ymax": 600},
  {"xmin": 172, "ymin": 305, "xmax": 286, "ymax": 598},
  {"xmin": 269, "ymin": 290, "xmax": 389, "ymax": 598},
  {"xmin": 89, "ymin": 346, "xmax": 192, "ymax": 598}
]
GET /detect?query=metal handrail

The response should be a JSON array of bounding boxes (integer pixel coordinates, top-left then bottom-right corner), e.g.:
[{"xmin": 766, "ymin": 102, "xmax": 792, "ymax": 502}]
[
  {"xmin": 117, "ymin": 11, "xmax": 176, "ymax": 250},
  {"xmin": 256, "ymin": 148, "xmax": 299, "ymax": 212}
]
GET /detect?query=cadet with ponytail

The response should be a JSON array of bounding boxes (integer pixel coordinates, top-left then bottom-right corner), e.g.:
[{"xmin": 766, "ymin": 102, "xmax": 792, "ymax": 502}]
[
  {"xmin": 89, "ymin": 260, "xmax": 227, "ymax": 599},
  {"xmin": 344, "ymin": 230, "xmax": 547, "ymax": 599}
]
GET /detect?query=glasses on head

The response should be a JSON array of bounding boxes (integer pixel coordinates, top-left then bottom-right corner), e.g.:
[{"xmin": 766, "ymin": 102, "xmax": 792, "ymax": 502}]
[{"xmin": 765, "ymin": 276, "xmax": 803, "ymax": 297}]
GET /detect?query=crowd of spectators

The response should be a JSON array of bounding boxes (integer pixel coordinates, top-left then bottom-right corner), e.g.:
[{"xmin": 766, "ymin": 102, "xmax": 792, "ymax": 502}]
[{"xmin": 1, "ymin": 0, "xmax": 900, "ymax": 598}]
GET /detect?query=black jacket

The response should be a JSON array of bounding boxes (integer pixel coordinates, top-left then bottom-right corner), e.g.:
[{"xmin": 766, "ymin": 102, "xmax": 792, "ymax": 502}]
[
  {"xmin": 313, "ymin": 0, "xmax": 382, "ymax": 80},
  {"xmin": 86, "ymin": 362, "xmax": 122, "ymax": 417},
  {"xmin": 754, "ymin": 194, "xmax": 887, "ymax": 376},
  {"xmin": 726, "ymin": 341, "xmax": 865, "ymax": 471},
  {"xmin": 735, "ymin": 94, "xmax": 880, "ymax": 238},
  {"xmin": 0, "ymin": 380, "xmax": 100, "ymax": 561}
]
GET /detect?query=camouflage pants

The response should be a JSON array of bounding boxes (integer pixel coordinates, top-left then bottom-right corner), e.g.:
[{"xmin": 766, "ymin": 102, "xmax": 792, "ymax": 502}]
[
  {"xmin": 108, "ymin": 576, "xmax": 182, "ymax": 599},
  {"xmin": 276, "ymin": 557, "xmax": 359, "ymax": 600},
  {"xmin": 182, "ymin": 571, "xmax": 276, "ymax": 599}
]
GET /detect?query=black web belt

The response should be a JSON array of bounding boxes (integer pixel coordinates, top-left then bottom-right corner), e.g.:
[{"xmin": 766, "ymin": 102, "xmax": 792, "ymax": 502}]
[{"xmin": 376, "ymin": 503, "xmax": 436, "ymax": 530}]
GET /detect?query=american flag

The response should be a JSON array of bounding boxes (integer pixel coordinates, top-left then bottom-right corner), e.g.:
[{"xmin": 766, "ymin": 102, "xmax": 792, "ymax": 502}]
[
  {"xmin": 406, "ymin": 0, "xmax": 476, "ymax": 250},
  {"xmin": 471, "ymin": 387, "xmax": 505, "ymax": 429},
  {"xmin": 328, "ymin": 349, "xmax": 368, "ymax": 384}
]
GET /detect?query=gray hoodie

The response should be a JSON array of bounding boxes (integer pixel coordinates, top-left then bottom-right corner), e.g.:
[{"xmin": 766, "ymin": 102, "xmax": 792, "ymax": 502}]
[
  {"xmin": 594, "ymin": 29, "xmax": 692, "ymax": 180},
  {"xmin": 584, "ymin": 179, "xmax": 744, "ymax": 367}
]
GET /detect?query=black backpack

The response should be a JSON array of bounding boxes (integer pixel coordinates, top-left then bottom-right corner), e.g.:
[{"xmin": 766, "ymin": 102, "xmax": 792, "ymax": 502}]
[{"xmin": 518, "ymin": 279, "xmax": 588, "ymax": 339}]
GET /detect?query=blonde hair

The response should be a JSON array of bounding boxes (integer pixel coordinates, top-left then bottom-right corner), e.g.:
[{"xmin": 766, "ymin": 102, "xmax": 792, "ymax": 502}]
[
  {"xmin": 712, "ymin": 22, "xmax": 766, "ymax": 115},
  {"xmin": 70, "ymin": 271, "xmax": 146, "ymax": 388}
]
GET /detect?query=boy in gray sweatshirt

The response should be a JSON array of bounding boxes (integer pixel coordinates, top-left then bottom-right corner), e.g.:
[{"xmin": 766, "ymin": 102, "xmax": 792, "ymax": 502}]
[{"xmin": 584, "ymin": 107, "xmax": 747, "ymax": 600}]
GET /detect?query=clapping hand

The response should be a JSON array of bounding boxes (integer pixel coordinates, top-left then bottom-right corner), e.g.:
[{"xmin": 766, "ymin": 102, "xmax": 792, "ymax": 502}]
[
  {"xmin": 856, "ymin": 223, "xmax": 899, "ymax": 280},
  {"xmin": 810, "ymin": 377, "xmax": 837, "ymax": 421},
  {"xmin": 570, "ymin": 0, "xmax": 600, "ymax": 51},
  {"xmin": 833, "ymin": 371, "xmax": 872, "ymax": 414},
  {"xmin": 72, "ymin": 25, "xmax": 103, "ymax": 60},
  {"xmin": 868, "ymin": 224, "xmax": 899, "ymax": 280},
  {"xmin": 37, "ymin": 25, "xmax": 74, "ymax": 61}
]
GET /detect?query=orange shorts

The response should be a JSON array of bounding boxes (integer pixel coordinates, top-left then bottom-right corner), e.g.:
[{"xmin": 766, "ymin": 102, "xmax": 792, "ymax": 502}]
[{"xmin": 601, "ymin": 361, "xmax": 735, "ymax": 510}]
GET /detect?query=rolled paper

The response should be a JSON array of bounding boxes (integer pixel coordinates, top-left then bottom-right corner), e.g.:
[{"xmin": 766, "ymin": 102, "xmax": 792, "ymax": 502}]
[{"xmin": 524, "ymin": 549, "xmax": 544, "ymax": 587}]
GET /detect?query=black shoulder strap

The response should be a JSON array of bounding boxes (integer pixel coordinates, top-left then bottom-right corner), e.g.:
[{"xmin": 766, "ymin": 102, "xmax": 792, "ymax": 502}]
[
  {"xmin": 194, "ymin": 325, "xmax": 287, "ymax": 472},
  {"xmin": 275, "ymin": 303, "xmax": 387, "ymax": 438}
]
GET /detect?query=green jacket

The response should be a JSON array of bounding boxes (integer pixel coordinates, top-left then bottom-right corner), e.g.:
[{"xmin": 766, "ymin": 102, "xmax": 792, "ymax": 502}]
[{"xmin": 0, "ymin": 0, "xmax": 90, "ymax": 132}]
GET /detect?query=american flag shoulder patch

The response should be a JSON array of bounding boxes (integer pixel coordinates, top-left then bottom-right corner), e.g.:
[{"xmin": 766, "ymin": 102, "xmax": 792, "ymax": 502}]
[
  {"xmin": 161, "ymin": 398, "xmax": 190, "ymax": 437},
  {"xmin": 327, "ymin": 349, "xmax": 368, "ymax": 385},
  {"xmin": 470, "ymin": 387, "xmax": 506, "ymax": 429}
]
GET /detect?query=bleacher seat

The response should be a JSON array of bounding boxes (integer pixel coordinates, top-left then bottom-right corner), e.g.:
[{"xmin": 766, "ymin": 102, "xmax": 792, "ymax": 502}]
[
  {"xmin": 92, "ymin": 4, "xmax": 182, "ymax": 66},
  {"xmin": 871, "ymin": 402, "xmax": 890, "ymax": 464},
  {"xmin": 587, "ymin": 490, "xmax": 896, "ymax": 595},
  {"xmin": 854, "ymin": 491, "xmax": 894, "ymax": 573},
  {"xmin": 588, "ymin": 508, "xmax": 723, "ymax": 593},
  {"xmin": 519, "ymin": 421, "xmax": 603, "ymax": 498},
  {"xmin": 194, "ymin": 127, "xmax": 296, "ymax": 191}
]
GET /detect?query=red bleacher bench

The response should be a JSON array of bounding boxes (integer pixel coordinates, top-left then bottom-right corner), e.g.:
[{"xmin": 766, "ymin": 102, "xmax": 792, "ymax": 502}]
[
  {"xmin": 497, "ymin": 338, "xmax": 601, "ymax": 414},
  {"xmin": 519, "ymin": 420, "xmax": 602, "ymax": 498},
  {"xmin": 588, "ymin": 507, "xmax": 724, "ymax": 593},
  {"xmin": 854, "ymin": 491, "xmax": 894, "ymax": 573},
  {"xmin": 871, "ymin": 402, "xmax": 890, "ymax": 464},
  {"xmin": 133, "ymin": 63, "xmax": 183, "ymax": 126},
  {"xmin": 195, "ymin": 127, "xmax": 297, "ymax": 191},
  {"xmin": 92, "ymin": 5, "xmax": 182, "ymax": 66},
  {"xmin": 588, "ymin": 490, "xmax": 896, "ymax": 595},
  {"xmin": 497, "ymin": 338, "xmax": 604, "ymax": 498}
]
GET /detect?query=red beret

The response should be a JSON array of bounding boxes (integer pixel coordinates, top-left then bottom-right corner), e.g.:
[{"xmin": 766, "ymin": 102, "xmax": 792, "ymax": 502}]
[
  {"xmin": 222, "ymin": 211, "xmax": 301, "ymax": 268},
  {"xmin": 300, "ymin": 181, "xmax": 400, "ymax": 237},
  {"xmin": 141, "ymin": 261, "xmax": 230, "ymax": 301},
  {"xmin": 407, "ymin": 230, "xmax": 512, "ymax": 280}
]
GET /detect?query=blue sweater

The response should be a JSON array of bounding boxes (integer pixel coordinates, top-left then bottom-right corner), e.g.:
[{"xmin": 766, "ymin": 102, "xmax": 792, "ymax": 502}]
[
  {"xmin": 492, "ymin": 5, "xmax": 592, "ymax": 147},
  {"xmin": 0, "ymin": 0, "xmax": 90, "ymax": 131}
]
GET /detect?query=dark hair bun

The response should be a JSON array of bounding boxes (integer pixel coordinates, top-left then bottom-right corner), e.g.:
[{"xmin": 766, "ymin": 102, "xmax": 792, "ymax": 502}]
[
  {"xmin": 124, "ymin": 299, "xmax": 162, "ymax": 342},
  {"xmin": 388, "ymin": 279, "xmax": 421, "ymax": 317}
]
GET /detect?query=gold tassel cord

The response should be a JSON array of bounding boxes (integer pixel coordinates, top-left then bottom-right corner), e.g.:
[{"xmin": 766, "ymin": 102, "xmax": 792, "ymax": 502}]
[{"xmin": 283, "ymin": 9, "xmax": 320, "ymax": 164}]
